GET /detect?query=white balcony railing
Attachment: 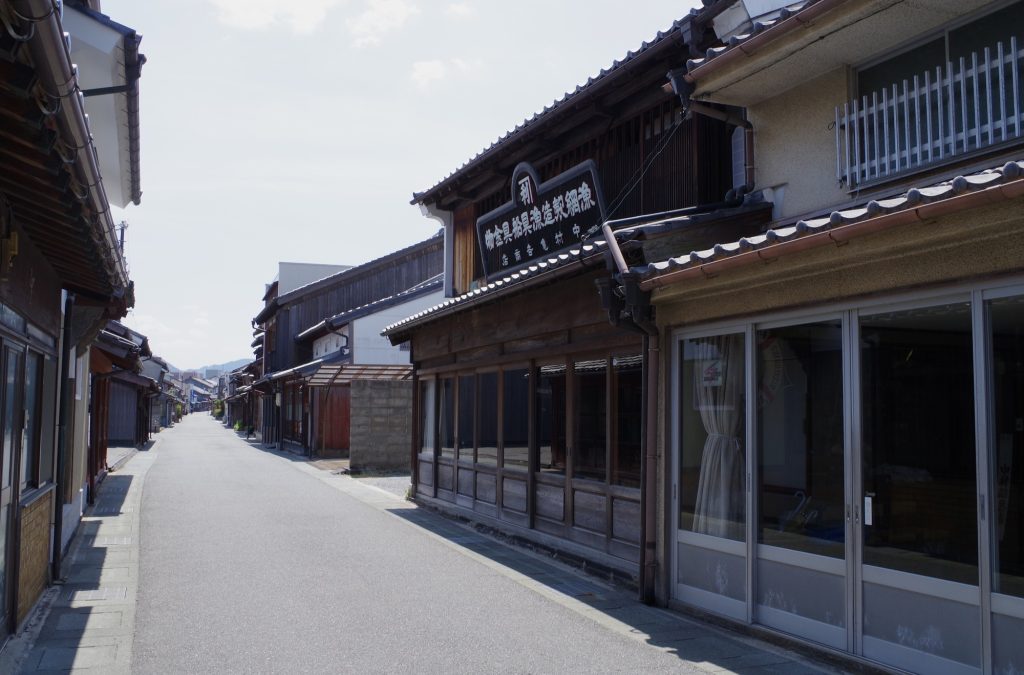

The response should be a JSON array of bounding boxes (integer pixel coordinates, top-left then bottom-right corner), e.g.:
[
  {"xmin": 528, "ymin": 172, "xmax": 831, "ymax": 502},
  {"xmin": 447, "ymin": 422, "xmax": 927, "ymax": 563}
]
[{"xmin": 836, "ymin": 38, "xmax": 1024, "ymax": 188}]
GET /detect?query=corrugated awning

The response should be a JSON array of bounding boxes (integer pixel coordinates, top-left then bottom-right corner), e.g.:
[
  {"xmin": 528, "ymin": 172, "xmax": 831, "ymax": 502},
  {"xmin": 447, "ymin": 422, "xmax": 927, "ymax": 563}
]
[{"xmin": 307, "ymin": 364, "xmax": 412, "ymax": 388}]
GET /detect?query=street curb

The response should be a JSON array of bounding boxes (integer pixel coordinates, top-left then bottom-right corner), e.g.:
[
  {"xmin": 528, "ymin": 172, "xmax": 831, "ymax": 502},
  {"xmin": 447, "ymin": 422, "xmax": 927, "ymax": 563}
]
[{"xmin": 107, "ymin": 449, "xmax": 137, "ymax": 473}]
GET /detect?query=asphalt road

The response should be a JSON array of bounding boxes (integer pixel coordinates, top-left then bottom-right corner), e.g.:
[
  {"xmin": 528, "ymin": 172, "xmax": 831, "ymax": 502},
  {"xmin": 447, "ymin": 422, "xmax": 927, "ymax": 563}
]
[{"xmin": 131, "ymin": 414, "xmax": 821, "ymax": 675}]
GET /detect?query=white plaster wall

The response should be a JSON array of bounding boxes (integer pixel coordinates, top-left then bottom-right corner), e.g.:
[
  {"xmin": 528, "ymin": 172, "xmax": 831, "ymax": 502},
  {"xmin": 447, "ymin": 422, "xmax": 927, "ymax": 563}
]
[
  {"xmin": 352, "ymin": 290, "xmax": 443, "ymax": 365},
  {"xmin": 313, "ymin": 328, "xmax": 350, "ymax": 358},
  {"xmin": 748, "ymin": 67, "xmax": 850, "ymax": 220}
]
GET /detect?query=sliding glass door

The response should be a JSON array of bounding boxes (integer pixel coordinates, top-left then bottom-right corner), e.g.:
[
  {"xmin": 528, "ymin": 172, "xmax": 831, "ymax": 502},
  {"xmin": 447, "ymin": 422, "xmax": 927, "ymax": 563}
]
[
  {"xmin": 986, "ymin": 292, "xmax": 1024, "ymax": 675},
  {"xmin": 857, "ymin": 301, "xmax": 981, "ymax": 674},
  {"xmin": 674, "ymin": 330, "xmax": 748, "ymax": 621},
  {"xmin": 671, "ymin": 289, "xmax": 1022, "ymax": 672},
  {"xmin": 755, "ymin": 319, "xmax": 847, "ymax": 649}
]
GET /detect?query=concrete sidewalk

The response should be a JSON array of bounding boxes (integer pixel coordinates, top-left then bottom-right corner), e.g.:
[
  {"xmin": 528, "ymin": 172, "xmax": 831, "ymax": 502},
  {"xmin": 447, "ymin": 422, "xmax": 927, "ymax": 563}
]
[{"xmin": 12, "ymin": 442, "xmax": 159, "ymax": 674}]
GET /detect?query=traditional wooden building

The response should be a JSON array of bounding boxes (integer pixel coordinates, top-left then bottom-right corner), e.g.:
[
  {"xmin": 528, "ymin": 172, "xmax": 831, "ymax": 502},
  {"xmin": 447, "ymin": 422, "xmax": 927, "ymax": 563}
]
[
  {"xmin": 87, "ymin": 321, "xmax": 154, "ymax": 504},
  {"xmin": 383, "ymin": 10, "xmax": 750, "ymax": 578},
  {"xmin": 251, "ymin": 235, "xmax": 443, "ymax": 458},
  {"xmin": 590, "ymin": 0, "xmax": 1024, "ymax": 672},
  {"xmin": 0, "ymin": 0, "xmax": 142, "ymax": 638}
]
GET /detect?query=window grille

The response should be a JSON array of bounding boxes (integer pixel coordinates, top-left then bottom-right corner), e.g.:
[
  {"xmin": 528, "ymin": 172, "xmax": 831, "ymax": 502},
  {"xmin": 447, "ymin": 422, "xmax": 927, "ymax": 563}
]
[{"xmin": 836, "ymin": 38, "xmax": 1023, "ymax": 188}]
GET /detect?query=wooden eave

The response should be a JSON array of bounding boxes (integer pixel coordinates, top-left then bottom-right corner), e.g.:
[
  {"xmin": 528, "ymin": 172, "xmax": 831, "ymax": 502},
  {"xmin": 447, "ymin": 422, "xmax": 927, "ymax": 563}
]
[
  {"xmin": 0, "ymin": 83, "xmax": 119, "ymax": 298},
  {"xmin": 426, "ymin": 37, "xmax": 688, "ymax": 210}
]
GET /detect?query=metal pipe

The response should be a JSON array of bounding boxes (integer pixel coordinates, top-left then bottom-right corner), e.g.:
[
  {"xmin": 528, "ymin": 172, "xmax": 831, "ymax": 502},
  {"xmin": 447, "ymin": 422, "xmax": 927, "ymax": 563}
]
[
  {"xmin": 640, "ymin": 328, "xmax": 659, "ymax": 604},
  {"xmin": 603, "ymin": 199, "xmax": 740, "ymax": 232},
  {"xmin": 600, "ymin": 220, "xmax": 660, "ymax": 604},
  {"xmin": 51, "ymin": 291, "xmax": 74, "ymax": 581}
]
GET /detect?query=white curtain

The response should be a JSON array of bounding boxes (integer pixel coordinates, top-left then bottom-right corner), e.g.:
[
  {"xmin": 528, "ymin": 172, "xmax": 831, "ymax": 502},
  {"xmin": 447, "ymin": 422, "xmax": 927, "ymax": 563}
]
[{"xmin": 692, "ymin": 334, "xmax": 745, "ymax": 539}]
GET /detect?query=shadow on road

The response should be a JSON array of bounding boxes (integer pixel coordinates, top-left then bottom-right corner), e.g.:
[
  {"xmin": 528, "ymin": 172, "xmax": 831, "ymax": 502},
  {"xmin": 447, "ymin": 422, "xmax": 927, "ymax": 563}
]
[
  {"xmin": 381, "ymin": 504, "xmax": 816, "ymax": 673},
  {"xmin": 229, "ymin": 426, "xmax": 829, "ymax": 674}
]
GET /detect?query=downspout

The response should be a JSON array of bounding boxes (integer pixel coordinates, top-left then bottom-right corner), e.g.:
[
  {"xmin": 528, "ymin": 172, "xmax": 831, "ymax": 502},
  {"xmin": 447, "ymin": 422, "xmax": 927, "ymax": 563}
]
[
  {"xmin": 52, "ymin": 291, "xmax": 75, "ymax": 581},
  {"xmin": 668, "ymin": 69, "xmax": 755, "ymax": 190},
  {"xmin": 600, "ymin": 223, "xmax": 659, "ymax": 605}
]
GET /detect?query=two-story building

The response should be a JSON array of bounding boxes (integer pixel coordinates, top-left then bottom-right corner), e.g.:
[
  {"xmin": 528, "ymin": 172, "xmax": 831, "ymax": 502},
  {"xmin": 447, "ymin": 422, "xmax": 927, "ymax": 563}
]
[
  {"xmin": 251, "ymin": 234, "xmax": 443, "ymax": 464},
  {"xmin": 613, "ymin": 0, "xmax": 1024, "ymax": 672},
  {"xmin": 382, "ymin": 8, "xmax": 755, "ymax": 583},
  {"xmin": 0, "ymin": 0, "xmax": 143, "ymax": 640}
]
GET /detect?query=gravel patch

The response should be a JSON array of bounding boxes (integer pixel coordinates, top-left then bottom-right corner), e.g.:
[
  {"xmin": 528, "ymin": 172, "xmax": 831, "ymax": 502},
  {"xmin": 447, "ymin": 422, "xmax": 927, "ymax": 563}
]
[{"xmin": 353, "ymin": 474, "xmax": 411, "ymax": 498}]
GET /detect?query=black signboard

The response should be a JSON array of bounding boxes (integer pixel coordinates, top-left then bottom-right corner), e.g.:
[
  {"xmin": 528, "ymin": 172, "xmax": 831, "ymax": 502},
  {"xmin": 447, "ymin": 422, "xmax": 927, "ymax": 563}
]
[{"xmin": 476, "ymin": 160, "xmax": 606, "ymax": 280}]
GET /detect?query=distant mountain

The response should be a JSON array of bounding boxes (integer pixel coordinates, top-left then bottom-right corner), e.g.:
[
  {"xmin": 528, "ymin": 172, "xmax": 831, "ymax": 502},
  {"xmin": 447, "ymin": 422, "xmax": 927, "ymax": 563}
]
[{"xmin": 191, "ymin": 358, "xmax": 251, "ymax": 377}]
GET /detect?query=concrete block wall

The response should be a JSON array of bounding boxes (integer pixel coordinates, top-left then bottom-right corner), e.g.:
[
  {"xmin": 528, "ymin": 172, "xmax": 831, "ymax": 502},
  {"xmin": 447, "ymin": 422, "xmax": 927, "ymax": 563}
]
[
  {"xmin": 18, "ymin": 490, "xmax": 53, "ymax": 626},
  {"xmin": 349, "ymin": 380, "xmax": 412, "ymax": 471}
]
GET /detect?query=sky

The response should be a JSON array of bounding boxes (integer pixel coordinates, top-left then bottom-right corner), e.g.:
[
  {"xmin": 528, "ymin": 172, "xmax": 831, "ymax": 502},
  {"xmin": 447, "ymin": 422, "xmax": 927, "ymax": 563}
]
[{"xmin": 106, "ymin": 0, "xmax": 700, "ymax": 370}]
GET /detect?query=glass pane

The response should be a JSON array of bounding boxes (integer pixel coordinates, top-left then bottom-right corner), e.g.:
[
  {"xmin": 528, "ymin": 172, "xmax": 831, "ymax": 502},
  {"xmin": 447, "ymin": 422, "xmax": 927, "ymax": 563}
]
[
  {"xmin": 439, "ymin": 377, "xmax": 454, "ymax": 458},
  {"xmin": 457, "ymin": 375, "xmax": 475, "ymax": 463},
  {"xmin": 38, "ymin": 355, "xmax": 55, "ymax": 483},
  {"xmin": 857, "ymin": 38, "xmax": 944, "ymax": 99},
  {"xmin": 758, "ymin": 322, "xmax": 845, "ymax": 557},
  {"xmin": 611, "ymin": 354, "xmax": 642, "ymax": 488},
  {"xmin": 574, "ymin": 359, "xmax": 607, "ymax": 482},
  {"xmin": 679, "ymin": 334, "xmax": 746, "ymax": 541},
  {"xmin": 861, "ymin": 302, "xmax": 977, "ymax": 584},
  {"xmin": 537, "ymin": 364, "xmax": 566, "ymax": 475},
  {"xmin": 991, "ymin": 295, "xmax": 1024, "ymax": 598},
  {"xmin": 22, "ymin": 353, "xmax": 42, "ymax": 488},
  {"xmin": 419, "ymin": 379, "xmax": 435, "ymax": 456},
  {"xmin": 502, "ymin": 369, "xmax": 529, "ymax": 468},
  {"xmin": 477, "ymin": 372, "xmax": 498, "ymax": 465},
  {"xmin": 2, "ymin": 349, "xmax": 20, "ymax": 489}
]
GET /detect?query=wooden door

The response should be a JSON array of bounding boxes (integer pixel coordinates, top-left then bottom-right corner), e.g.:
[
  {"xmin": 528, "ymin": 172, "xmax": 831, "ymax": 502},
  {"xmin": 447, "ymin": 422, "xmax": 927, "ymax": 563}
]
[{"xmin": 320, "ymin": 386, "xmax": 350, "ymax": 454}]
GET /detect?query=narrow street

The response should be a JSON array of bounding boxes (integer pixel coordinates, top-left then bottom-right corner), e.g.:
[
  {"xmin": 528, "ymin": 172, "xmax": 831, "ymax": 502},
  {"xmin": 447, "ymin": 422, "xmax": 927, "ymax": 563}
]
[{"xmin": 22, "ymin": 413, "xmax": 832, "ymax": 674}]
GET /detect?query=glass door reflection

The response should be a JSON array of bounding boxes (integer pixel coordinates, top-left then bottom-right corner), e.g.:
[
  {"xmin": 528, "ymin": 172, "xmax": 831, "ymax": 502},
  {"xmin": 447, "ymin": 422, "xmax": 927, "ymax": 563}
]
[{"xmin": 755, "ymin": 320, "xmax": 846, "ymax": 648}]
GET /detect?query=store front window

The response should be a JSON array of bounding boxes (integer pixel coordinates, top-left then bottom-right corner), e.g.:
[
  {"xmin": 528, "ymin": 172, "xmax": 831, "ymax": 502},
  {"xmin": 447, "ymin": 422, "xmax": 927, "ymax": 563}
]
[
  {"xmin": 574, "ymin": 359, "xmax": 607, "ymax": 482},
  {"xmin": 758, "ymin": 322, "xmax": 845, "ymax": 558},
  {"xmin": 679, "ymin": 333, "xmax": 746, "ymax": 541},
  {"xmin": 611, "ymin": 355, "xmax": 642, "ymax": 488},
  {"xmin": 502, "ymin": 368, "xmax": 529, "ymax": 468},
  {"xmin": 991, "ymin": 295, "xmax": 1024, "ymax": 599},
  {"xmin": 439, "ymin": 377, "xmax": 454, "ymax": 459},
  {"xmin": 860, "ymin": 302, "xmax": 977, "ymax": 585},
  {"xmin": 537, "ymin": 364, "xmax": 566, "ymax": 474},
  {"xmin": 477, "ymin": 372, "xmax": 498, "ymax": 465},
  {"xmin": 458, "ymin": 375, "xmax": 475, "ymax": 463}
]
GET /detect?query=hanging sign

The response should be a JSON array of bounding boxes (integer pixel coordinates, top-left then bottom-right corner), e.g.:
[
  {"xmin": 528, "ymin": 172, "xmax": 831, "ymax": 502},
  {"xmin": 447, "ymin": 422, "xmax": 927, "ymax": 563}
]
[{"xmin": 476, "ymin": 160, "xmax": 606, "ymax": 279}]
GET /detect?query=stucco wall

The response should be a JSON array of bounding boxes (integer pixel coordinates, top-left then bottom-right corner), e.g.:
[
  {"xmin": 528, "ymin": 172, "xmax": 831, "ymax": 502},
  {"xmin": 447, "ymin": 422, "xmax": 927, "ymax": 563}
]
[
  {"xmin": 653, "ymin": 198, "xmax": 1024, "ymax": 329},
  {"xmin": 348, "ymin": 379, "xmax": 412, "ymax": 471},
  {"xmin": 352, "ymin": 290, "xmax": 443, "ymax": 365},
  {"xmin": 748, "ymin": 67, "xmax": 850, "ymax": 220}
]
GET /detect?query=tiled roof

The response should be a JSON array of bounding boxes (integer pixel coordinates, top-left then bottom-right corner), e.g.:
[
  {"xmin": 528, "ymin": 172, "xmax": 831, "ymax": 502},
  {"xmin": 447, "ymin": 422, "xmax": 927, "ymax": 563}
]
[
  {"xmin": 383, "ymin": 242, "xmax": 607, "ymax": 336},
  {"xmin": 413, "ymin": 13, "xmax": 703, "ymax": 204},
  {"xmin": 685, "ymin": 0, "xmax": 817, "ymax": 74},
  {"xmin": 635, "ymin": 160, "xmax": 1024, "ymax": 282}
]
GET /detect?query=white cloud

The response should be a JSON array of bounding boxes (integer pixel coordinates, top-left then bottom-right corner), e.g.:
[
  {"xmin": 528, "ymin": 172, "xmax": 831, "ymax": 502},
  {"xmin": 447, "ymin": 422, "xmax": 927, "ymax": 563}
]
[
  {"xmin": 410, "ymin": 59, "xmax": 447, "ymax": 90},
  {"xmin": 206, "ymin": 0, "xmax": 347, "ymax": 33},
  {"xmin": 410, "ymin": 57, "xmax": 483, "ymax": 90},
  {"xmin": 444, "ymin": 2, "xmax": 475, "ymax": 18},
  {"xmin": 451, "ymin": 57, "xmax": 483, "ymax": 74},
  {"xmin": 347, "ymin": 0, "xmax": 420, "ymax": 48}
]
